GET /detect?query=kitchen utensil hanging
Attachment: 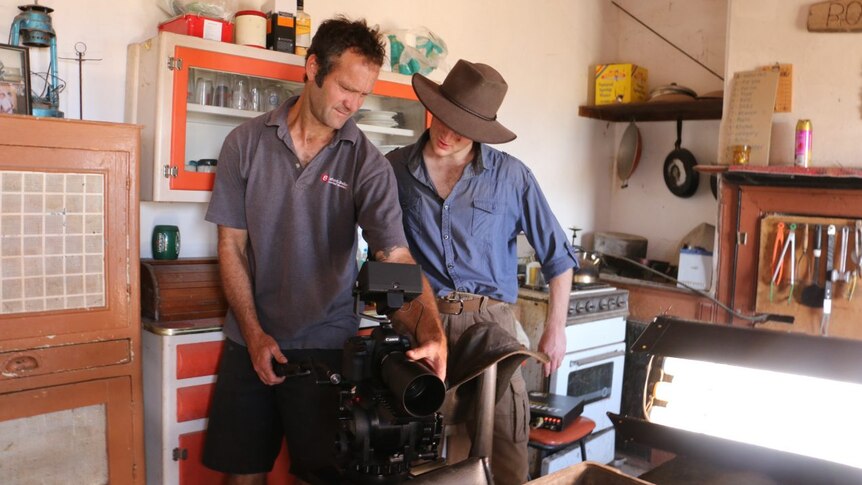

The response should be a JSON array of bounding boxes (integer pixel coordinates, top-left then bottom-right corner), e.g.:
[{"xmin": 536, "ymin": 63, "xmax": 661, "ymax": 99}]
[
  {"xmin": 663, "ymin": 119, "xmax": 699, "ymax": 198},
  {"xmin": 616, "ymin": 120, "xmax": 642, "ymax": 188}
]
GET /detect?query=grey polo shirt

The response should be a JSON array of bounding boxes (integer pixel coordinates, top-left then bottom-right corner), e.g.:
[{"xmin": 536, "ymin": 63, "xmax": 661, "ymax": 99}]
[{"xmin": 206, "ymin": 97, "xmax": 408, "ymax": 349}]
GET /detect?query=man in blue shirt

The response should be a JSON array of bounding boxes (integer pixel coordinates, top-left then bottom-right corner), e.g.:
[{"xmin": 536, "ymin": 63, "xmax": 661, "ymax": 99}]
[{"xmin": 387, "ymin": 59, "xmax": 578, "ymax": 484}]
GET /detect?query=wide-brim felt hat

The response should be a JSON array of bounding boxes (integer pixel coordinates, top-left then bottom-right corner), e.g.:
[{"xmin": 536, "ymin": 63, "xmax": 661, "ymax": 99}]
[{"xmin": 412, "ymin": 59, "xmax": 516, "ymax": 144}]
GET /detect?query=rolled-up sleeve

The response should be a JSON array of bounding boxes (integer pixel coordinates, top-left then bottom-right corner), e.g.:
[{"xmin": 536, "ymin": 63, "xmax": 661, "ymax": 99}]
[{"xmin": 518, "ymin": 170, "xmax": 578, "ymax": 280}]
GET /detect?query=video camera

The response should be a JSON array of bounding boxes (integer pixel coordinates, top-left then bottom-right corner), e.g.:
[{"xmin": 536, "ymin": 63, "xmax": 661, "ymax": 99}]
[{"xmin": 275, "ymin": 261, "xmax": 446, "ymax": 484}]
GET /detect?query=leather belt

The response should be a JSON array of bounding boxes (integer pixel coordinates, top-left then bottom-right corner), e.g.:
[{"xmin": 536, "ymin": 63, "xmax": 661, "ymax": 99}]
[{"xmin": 436, "ymin": 294, "xmax": 506, "ymax": 315}]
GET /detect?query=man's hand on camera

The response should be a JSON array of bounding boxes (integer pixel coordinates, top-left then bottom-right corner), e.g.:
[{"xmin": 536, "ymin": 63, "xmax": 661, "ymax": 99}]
[
  {"xmin": 247, "ymin": 331, "xmax": 287, "ymax": 385},
  {"xmin": 406, "ymin": 337, "xmax": 447, "ymax": 381}
]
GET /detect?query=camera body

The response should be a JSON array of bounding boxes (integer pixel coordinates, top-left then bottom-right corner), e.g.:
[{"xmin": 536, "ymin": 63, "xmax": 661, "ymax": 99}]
[{"xmin": 338, "ymin": 324, "xmax": 444, "ymax": 483}]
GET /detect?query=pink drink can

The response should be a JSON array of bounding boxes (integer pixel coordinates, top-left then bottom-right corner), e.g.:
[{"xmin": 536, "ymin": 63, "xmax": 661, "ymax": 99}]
[{"xmin": 795, "ymin": 119, "xmax": 812, "ymax": 167}]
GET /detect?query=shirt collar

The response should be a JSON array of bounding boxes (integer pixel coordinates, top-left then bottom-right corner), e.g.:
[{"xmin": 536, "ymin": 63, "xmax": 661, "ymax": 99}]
[
  {"xmin": 264, "ymin": 95, "xmax": 362, "ymax": 148},
  {"xmin": 407, "ymin": 130, "xmax": 495, "ymax": 178}
]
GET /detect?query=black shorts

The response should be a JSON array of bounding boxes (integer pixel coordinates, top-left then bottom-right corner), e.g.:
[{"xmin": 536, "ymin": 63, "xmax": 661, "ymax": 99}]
[{"xmin": 202, "ymin": 339, "xmax": 342, "ymax": 476}]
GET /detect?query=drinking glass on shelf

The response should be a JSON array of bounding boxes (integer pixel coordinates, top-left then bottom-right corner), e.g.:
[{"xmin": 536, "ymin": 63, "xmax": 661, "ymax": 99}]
[
  {"xmin": 187, "ymin": 70, "xmax": 196, "ymax": 103},
  {"xmin": 249, "ymin": 78, "xmax": 263, "ymax": 112},
  {"xmin": 264, "ymin": 84, "xmax": 282, "ymax": 111},
  {"xmin": 232, "ymin": 76, "xmax": 250, "ymax": 110},
  {"xmin": 195, "ymin": 75, "xmax": 214, "ymax": 105},
  {"xmin": 213, "ymin": 73, "xmax": 231, "ymax": 108}
]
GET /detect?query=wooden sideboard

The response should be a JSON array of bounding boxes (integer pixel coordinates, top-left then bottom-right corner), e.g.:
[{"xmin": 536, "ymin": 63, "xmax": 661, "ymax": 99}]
[{"xmin": 0, "ymin": 115, "xmax": 144, "ymax": 483}]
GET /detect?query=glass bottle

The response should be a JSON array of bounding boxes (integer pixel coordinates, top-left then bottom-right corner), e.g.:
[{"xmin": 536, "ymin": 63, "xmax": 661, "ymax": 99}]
[{"xmin": 295, "ymin": 0, "xmax": 311, "ymax": 57}]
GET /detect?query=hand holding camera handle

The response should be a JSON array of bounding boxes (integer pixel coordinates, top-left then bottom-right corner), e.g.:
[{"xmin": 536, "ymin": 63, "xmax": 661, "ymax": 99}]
[{"xmin": 272, "ymin": 359, "xmax": 343, "ymax": 385}]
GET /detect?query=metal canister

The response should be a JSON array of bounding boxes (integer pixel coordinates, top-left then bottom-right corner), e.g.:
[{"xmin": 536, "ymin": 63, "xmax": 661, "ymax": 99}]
[{"xmin": 795, "ymin": 119, "xmax": 812, "ymax": 167}]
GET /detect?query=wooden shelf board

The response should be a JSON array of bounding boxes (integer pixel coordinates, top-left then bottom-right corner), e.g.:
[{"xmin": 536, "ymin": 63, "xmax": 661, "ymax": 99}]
[{"xmin": 578, "ymin": 98, "xmax": 723, "ymax": 122}]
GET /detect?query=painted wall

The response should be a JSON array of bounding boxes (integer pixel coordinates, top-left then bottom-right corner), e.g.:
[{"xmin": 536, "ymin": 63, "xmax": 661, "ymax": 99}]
[
  {"xmin": 724, "ymin": 0, "xmax": 862, "ymax": 167},
  {"xmin": 14, "ymin": 1, "xmax": 848, "ymax": 267},
  {"xmin": 0, "ymin": 0, "xmax": 617, "ymax": 259},
  {"xmin": 604, "ymin": 0, "xmax": 728, "ymax": 263}
]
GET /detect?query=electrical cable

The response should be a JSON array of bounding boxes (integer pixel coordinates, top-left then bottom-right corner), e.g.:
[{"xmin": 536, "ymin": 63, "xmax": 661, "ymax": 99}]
[{"xmin": 610, "ymin": 1, "xmax": 724, "ymax": 82}]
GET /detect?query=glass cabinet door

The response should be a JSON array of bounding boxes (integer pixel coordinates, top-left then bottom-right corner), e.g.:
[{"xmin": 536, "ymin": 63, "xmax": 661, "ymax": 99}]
[
  {"xmin": 354, "ymin": 88, "xmax": 426, "ymax": 156},
  {"xmin": 168, "ymin": 47, "xmax": 426, "ymax": 192},
  {"xmin": 168, "ymin": 46, "xmax": 306, "ymax": 192}
]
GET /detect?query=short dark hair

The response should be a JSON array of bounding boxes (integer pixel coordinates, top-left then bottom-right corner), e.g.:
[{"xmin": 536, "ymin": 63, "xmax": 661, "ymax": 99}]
[{"xmin": 306, "ymin": 16, "xmax": 386, "ymax": 86}]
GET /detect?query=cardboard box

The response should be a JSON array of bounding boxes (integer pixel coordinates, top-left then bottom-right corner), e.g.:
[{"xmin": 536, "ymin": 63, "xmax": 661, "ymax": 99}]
[
  {"xmin": 594, "ymin": 63, "xmax": 648, "ymax": 105},
  {"xmin": 267, "ymin": 12, "xmax": 296, "ymax": 53},
  {"xmin": 677, "ymin": 247, "xmax": 713, "ymax": 291},
  {"xmin": 158, "ymin": 14, "xmax": 234, "ymax": 43},
  {"xmin": 526, "ymin": 461, "xmax": 652, "ymax": 484}
]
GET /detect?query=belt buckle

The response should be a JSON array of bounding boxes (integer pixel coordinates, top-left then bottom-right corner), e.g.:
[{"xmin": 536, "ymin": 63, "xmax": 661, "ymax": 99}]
[{"xmin": 443, "ymin": 294, "xmax": 465, "ymax": 316}]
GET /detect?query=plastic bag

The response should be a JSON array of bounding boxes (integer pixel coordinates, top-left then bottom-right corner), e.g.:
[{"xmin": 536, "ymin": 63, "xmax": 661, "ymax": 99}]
[
  {"xmin": 159, "ymin": 0, "xmax": 238, "ymax": 20},
  {"xmin": 385, "ymin": 28, "xmax": 448, "ymax": 76}
]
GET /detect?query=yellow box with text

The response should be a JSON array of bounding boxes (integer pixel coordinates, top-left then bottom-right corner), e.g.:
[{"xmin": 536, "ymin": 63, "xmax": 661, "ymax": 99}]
[{"xmin": 594, "ymin": 63, "xmax": 648, "ymax": 105}]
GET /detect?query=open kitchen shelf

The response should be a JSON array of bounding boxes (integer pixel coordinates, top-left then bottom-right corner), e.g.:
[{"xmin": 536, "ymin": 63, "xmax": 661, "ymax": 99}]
[{"xmin": 578, "ymin": 98, "xmax": 723, "ymax": 122}]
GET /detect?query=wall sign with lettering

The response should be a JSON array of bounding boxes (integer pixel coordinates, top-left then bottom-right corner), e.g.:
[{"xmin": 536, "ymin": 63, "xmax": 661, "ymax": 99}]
[{"xmin": 808, "ymin": 1, "xmax": 862, "ymax": 32}]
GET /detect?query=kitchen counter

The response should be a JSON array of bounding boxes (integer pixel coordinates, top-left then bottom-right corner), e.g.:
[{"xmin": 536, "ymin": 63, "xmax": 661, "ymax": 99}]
[{"xmin": 600, "ymin": 274, "xmax": 719, "ymax": 324}]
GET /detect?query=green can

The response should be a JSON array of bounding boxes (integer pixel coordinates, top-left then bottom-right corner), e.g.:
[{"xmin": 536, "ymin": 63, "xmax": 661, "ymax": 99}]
[{"xmin": 152, "ymin": 225, "xmax": 181, "ymax": 260}]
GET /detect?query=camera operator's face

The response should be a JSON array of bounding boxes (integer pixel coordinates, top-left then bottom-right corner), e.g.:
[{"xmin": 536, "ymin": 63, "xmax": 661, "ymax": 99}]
[{"xmin": 306, "ymin": 50, "xmax": 379, "ymax": 130}]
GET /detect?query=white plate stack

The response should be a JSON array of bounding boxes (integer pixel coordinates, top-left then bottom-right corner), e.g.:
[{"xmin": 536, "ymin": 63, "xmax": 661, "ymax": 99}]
[{"xmin": 356, "ymin": 110, "xmax": 399, "ymax": 128}]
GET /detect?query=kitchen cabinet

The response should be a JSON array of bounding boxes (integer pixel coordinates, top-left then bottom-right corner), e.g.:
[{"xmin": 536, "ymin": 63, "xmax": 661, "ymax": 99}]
[
  {"xmin": 126, "ymin": 32, "xmax": 427, "ymax": 202},
  {"xmin": 603, "ymin": 275, "xmax": 717, "ymax": 324},
  {"xmin": 143, "ymin": 321, "xmax": 295, "ymax": 484},
  {"xmin": 716, "ymin": 167, "xmax": 862, "ymax": 340},
  {"xmin": 0, "ymin": 115, "xmax": 144, "ymax": 483}
]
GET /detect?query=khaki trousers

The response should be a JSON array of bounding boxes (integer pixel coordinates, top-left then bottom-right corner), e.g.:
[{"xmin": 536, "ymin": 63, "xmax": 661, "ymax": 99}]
[{"xmin": 442, "ymin": 303, "xmax": 529, "ymax": 485}]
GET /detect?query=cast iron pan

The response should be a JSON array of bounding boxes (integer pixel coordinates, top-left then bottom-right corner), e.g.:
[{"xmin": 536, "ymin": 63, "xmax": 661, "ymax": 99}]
[
  {"xmin": 616, "ymin": 120, "xmax": 642, "ymax": 189},
  {"xmin": 663, "ymin": 119, "xmax": 699, "ymax": 198}
]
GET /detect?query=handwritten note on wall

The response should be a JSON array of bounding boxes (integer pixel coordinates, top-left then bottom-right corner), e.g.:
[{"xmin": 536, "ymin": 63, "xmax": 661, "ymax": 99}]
[{"xmin": 721, "ymin": 70, "xmax": 779, "ymax": 166}]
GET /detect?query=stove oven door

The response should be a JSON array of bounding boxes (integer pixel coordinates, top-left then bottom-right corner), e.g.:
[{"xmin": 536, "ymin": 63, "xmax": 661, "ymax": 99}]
[{"xmin": 549, "ymin": 342, "xmax": 625, "ymax": 433}]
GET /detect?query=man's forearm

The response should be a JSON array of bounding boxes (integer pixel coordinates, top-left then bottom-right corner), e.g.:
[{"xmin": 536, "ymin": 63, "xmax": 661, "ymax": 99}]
[
  {"xmin": 546, "ymin": 269, "xmax": 573, "ymax": 327},
  {"xmin": 218, "ymin": 226, "xmax": 264, "ymax": 342}
]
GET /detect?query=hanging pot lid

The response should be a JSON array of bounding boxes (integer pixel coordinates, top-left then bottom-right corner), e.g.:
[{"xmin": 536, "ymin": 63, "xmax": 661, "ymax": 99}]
[
  {"xmin": 616, "ymin": 120, "xmax": 642, "ymax": 189},
  {"xmin": 663, "ymin": 119, "xmax": 699, "ymax": 198}
]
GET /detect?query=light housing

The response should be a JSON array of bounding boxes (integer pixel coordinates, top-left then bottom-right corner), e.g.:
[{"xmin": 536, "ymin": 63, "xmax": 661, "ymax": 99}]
[{"xmin": 611, "ymin": 316, "xmax": 862, "ymax": 483}]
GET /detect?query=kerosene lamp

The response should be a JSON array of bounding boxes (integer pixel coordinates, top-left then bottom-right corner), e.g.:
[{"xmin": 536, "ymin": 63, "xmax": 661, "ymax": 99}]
[{"xmin": 9, "ymin": 0, "xmax": 63, "ymax": 117}]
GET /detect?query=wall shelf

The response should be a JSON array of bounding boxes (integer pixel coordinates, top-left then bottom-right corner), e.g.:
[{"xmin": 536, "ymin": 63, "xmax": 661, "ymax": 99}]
[{"xmin": 578, "ymin": 98, "xmax": 723, "ymax": 122}]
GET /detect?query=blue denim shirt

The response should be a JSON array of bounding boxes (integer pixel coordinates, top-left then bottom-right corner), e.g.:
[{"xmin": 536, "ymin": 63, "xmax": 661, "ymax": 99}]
[{"xmin": 387, "ymin": 132, "xmax": 578, "ymax": 303}]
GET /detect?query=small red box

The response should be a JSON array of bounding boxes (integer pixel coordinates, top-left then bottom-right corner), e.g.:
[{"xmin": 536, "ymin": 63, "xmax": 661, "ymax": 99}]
[{"xmin": 158, "ymin": 14, "xmax": 234, "ymax": 42}]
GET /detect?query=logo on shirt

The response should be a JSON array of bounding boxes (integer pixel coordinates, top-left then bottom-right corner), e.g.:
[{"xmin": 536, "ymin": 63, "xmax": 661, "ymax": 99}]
[{"xmin": 321, "ymin": 173, "xmax": 349, "ymax": 190}]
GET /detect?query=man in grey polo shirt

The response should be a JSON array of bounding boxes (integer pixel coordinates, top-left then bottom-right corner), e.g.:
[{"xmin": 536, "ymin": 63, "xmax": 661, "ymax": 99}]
[{"xmin": 202, "ymin": 17, "xmax": 446, "ymax": 484}]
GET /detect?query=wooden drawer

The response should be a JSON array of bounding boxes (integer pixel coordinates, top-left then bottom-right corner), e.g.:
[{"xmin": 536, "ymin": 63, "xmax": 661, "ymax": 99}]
[
  {"xmin": 177, "ymin": 383, "xmax": 215, "ymax": 422},
  {"xmin": 0, "ymin": 340, "xmax": 130, "ymax": 381},
  {"xmin": 176, "ymin": 340, "xmax": 224, "ymax": 379}
]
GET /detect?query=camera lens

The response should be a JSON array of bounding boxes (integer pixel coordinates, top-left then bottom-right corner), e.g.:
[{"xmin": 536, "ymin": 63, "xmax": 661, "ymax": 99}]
[{"xmin": 381, "ymin": 352, "xmax": 446, "ymax": 417}]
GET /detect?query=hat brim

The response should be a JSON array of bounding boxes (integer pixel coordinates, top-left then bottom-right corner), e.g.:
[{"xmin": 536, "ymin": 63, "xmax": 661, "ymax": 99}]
[{"xmin": 412, "ymin": 74, "xmax": 516, "ymax": 144}]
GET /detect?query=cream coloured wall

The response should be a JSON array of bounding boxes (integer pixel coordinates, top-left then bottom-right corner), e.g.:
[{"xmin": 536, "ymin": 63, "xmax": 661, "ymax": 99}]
[
  {"xmin": 603, "ymin": 0, "xmax": 728, "ymax": 263},
  {"xmin": 724, "ymin": 0, "xmax": 862, "ymax": 166},
  {"xmin": 0, "ymin": 0, "xmax": 617, "ymax": 258}
]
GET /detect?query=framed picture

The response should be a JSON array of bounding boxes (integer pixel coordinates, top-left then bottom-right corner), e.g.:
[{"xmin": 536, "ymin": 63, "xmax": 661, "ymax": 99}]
[{"xmin": 0, "ymin": 43, "xmax": 30, "ymax": 115}]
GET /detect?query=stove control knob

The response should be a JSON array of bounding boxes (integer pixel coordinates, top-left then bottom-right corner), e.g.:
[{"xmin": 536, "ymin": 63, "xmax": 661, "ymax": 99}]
[
  {"xmin": 585, "ymin": 299, "xmax": 597, "ymax": 313},
  {"xmin": 599, "ymin": 298, "xmax": 609, "ymax": 310},
  {"xmin": 608, "ymin": 297, "xmax": 618, "ymax": 309}
]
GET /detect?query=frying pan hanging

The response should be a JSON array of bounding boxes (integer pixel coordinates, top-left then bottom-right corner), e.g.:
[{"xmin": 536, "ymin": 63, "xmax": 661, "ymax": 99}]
[
  {"xmin": 663, "ymin": 119, "xmax": 699, "ymax": 198},
  {"xmin": 616, "ymin": 120, "xmax": 642, "ymax": 189}
]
